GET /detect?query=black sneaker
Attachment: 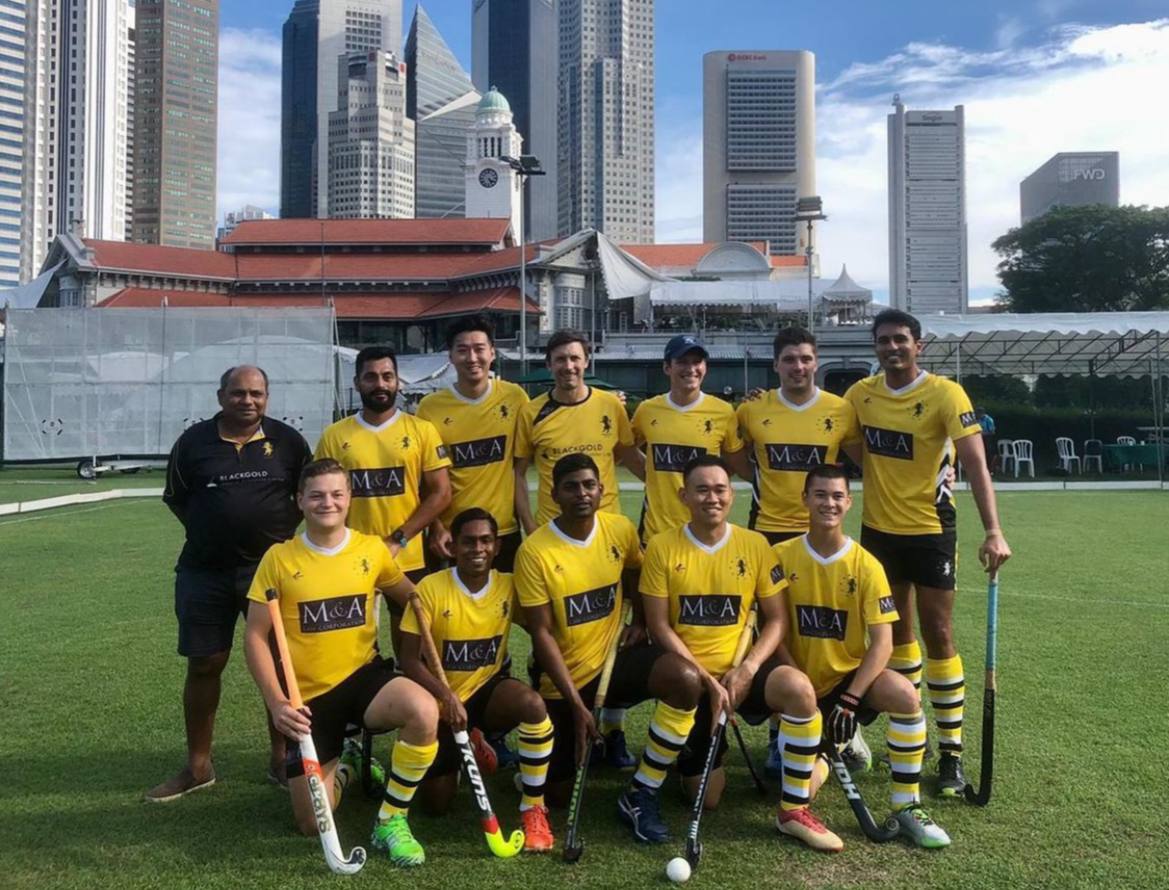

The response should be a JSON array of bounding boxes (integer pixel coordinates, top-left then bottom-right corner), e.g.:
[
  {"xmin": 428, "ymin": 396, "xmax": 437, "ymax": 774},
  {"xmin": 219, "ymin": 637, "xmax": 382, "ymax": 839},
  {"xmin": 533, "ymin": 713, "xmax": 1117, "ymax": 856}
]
[
  {"xmin": 596, "ymin": 729, "xmax": 638, "ymax": 769},
  {"xmin": 617, "ymin": 787, "xmax": 670, "ymax": 843},
  {"xmin": 937, "ymin": 753, "xmax": 966, "ymax": 798}
]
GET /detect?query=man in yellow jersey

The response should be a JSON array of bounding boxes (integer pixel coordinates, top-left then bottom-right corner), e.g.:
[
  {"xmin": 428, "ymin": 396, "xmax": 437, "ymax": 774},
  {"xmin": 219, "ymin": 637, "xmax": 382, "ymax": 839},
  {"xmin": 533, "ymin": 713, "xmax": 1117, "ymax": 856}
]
[
  {"xmin": 844, "ymin": 309, "xmax": 1011, "ymax": 797},
  {"xmin": 631, "ymin": 334, "xmax": 747, "ymax": 545},
  {"xmin": 315, "ymin": 346, "xmax": 452, "ymax": 655},
  {"xmin": 638, "ymin": 456, "xmax": 839, "ymax": 852},
  {"xmin": 399, "ymin": 507, "xmax": 555, "ymax": 853},
  {"xmin": 243, "ymin": 459, "xmax": 440, "ymax": 867},
  {"xmin": 773, "ymin": 463, "xmax": 950, "ymax": 848},
  {"xmin": 517, "ymin": 453, "xmax": 703, "ymax": 823}
]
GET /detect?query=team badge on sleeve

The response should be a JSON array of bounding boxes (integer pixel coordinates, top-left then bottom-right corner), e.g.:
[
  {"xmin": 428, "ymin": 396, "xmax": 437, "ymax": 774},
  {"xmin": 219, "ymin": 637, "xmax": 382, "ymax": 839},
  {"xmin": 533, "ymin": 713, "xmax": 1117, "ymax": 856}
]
[
  {"xmin": 879, "ymin": 595, "xmax": 897, "ymax": 614},
  {"xmin": 770, "ymin": 564, "xmax": 785, "ymax": 585}
]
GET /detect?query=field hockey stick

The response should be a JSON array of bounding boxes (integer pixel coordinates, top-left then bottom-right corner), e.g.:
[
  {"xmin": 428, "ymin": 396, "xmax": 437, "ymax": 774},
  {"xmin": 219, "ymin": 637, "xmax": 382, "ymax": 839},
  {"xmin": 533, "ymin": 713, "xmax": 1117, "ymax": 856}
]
[
  {"xmin": 407, "ymin": 596, "xmax": 524, "ymax": 859},
  {"xmin": 964, "ymin": 570, "xmax": 999, "ymax": 806},
  {"xmin": 824, "ymin": 742, "xmax": 900, "ymax": 843},
  {"xmin": 563, "ymin": 601, "xmax": 632, "ymax": 864},
  {"xmin": 683, "ymin": 605, "xmax": 758, "ymax": 869},
  {"xmin": 264, "ymin": 589, "xmax": 366, "ymax": 875}
]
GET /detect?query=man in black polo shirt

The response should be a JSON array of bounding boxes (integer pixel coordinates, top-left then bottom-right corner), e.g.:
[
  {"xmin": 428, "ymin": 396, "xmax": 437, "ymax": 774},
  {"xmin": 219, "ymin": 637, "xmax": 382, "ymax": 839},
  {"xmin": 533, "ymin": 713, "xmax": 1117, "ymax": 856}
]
[{"xmin": 146, "ymin": 365, "xmax": 311, "ymax": 802}]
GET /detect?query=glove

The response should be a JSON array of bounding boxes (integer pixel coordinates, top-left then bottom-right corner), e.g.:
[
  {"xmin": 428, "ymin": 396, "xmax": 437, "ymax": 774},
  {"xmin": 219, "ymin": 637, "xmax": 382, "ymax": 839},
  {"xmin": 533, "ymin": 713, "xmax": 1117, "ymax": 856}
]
[{"xmin": 828, "ymin": 692, "xmax": 862, "ymax": 746}]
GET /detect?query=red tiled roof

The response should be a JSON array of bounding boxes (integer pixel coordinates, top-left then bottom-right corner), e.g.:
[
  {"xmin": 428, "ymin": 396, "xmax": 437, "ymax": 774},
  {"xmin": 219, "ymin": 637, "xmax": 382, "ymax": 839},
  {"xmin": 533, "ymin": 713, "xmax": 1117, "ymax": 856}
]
[
  {"xmin": 221, "ymin": 218, "xmax": 513, "ymax": 247},
  {"xmin": 620, "ymin": 242, "xmax": 769, "ymax": 269},
  {"xmin": 419, "ymin": 287, "xmax": 538, "ymax": 318},
  {"xmin": 770, "ymin": 255, "xmax": 807, "ymax": 267},
  {"xmin": 97, "ymin": 288, "xmax": 232, "ymax": 308},
  {"xmin": 232, "ymin": 246, "xmax": 538, "ymax": 283},
  {"xmin": 83, "ymin": 240, "xmax": 238, "ymax": 279}
]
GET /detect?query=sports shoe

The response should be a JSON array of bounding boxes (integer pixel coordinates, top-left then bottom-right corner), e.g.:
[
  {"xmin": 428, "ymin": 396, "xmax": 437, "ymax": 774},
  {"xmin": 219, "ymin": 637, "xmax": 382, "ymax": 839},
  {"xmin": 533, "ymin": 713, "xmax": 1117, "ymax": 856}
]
[
  {"xmin": 341, "ymin": 736, "xmax": 385, "ymax": 787},
  {"xmin": 776, "ymin": 806, "xmax": 844, "ymax": 853},
  {"xmin": 597, "ymin": 729, "xmax": 638, "ymax": 769},
  {"xmin": 764, "ymin": 735, "xmax": 783, "ymax": 779},
  {"xmin": 469, "ymin": 728, "xmax": 498, "ymax": 776},
  {"xmin": 842, "ymin": 727, "xmax": 872, "ymax": 774},
  {"xmin": 371, "ymin": 814, "xmax": 426, "ymax": 867},
  {"xmin": 617, "ymin": 787, "xmax": 670, "ymax": 843},
  {"xmin": 894, "ymin": 804, "xmax": 951, "ymax": 848},
  {"xmin": 937, "ymin": 753, "xmax": 966, "ymax": 798},
  {"xmin": 520, "ymin": 805, "xmax": 555, "ymax": 853},
  {"xmin": 489, "ymin": 731, "xmax": 520, "ymax": 769}
]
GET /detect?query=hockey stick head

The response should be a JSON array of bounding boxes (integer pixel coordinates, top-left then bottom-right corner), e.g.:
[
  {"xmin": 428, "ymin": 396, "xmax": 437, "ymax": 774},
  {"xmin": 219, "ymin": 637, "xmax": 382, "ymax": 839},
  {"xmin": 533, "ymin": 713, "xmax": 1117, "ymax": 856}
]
[
  {"xmin": 562, "ymin": 839, "xmax": 584, "ymax": 864},
  {"xmin": 324, "ymin": 844, "xmax": 366, "ymax": 875},
  {"xmin": 486, "ymin": 828, "xmax": 525, "ymax": 858},
  {"xmin": 684, "ymin": 838, "xmax": 703, "ymax": 868}
]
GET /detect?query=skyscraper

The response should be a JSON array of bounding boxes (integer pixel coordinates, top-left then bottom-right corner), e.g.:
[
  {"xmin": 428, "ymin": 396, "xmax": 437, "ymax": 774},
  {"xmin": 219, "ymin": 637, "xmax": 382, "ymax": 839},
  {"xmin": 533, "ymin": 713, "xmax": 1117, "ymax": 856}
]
[
  {"xmin": 327, "ymin": 50, "xmax": 414, "ymax": 219},
  {"xmin": 471, "ymin": 0, "xmax": 557, "ymax": 241},
  {"xmin": 1020, "ymin": 152, "xmax": 1119, "ymax": 224},
  {"xmin": 558, "ymin": 0, "xmax": 655, "ymax": 242},
  {"xmin": 132, "ymin": 0, "xmax": 219, "ymax": 248},
  {"xmin": 887, "ymin": 97, "xmax": 968, "ymax": 314},
  {"xmin": 405, "ymin": 5, "xmax": 479, "ymax": 220},
  {"xmin": 702, "ymin": 51, "xmax": 815, "ymax": 256},
  {"xmin": 1, "ymin": 0, "xmax": 29, "ymax": 286}
]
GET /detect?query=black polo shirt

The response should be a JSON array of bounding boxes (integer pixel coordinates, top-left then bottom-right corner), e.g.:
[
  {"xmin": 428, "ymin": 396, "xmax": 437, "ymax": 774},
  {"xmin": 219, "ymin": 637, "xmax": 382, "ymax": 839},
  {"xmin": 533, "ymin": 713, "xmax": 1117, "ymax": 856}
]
[{"xmin": 163, "ymin": 414, "xmax": 312, "ymax": 570}]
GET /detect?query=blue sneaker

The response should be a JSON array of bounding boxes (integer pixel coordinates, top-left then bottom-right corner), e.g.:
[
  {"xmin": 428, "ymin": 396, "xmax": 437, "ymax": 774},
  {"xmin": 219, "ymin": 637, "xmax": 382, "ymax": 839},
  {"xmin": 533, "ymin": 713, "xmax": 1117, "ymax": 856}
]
[
  {"xmin": 487, "ymin": 731, "xmax": 520, "ymax": 770},
  {"xmin": 597, "ymin": 729, "xmax": 638, "ymax": 769},
  {"xmin": 618, "ymin": 786, "xmax": 670, "ymax": 843},
  {"xmin": 764, "ymin": 735, "xmax": 783, "ymax": 779}
]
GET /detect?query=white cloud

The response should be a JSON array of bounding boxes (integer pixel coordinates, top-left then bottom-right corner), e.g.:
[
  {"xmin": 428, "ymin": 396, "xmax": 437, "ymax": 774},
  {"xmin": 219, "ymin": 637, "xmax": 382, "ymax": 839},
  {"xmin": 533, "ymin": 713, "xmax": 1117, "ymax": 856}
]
[{"xmin": 216, "ymin": 28, "xmax": 283, "ymax": 221}]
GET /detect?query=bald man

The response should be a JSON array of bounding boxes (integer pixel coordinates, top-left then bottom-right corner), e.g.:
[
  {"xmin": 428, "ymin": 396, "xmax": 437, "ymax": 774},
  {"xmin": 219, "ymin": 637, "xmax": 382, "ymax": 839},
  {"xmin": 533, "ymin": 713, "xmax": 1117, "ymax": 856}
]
[{"xmin": 147, "ymin": 366, "xmax": 312, "ymax": 802}]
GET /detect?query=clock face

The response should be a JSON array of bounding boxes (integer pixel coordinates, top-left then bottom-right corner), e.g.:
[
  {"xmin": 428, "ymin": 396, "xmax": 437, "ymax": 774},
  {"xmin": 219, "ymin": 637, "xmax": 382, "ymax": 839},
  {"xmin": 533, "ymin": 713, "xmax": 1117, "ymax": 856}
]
[{"xmin": 479, "ymin": 167, "xmax": 499, "ymax": 189}]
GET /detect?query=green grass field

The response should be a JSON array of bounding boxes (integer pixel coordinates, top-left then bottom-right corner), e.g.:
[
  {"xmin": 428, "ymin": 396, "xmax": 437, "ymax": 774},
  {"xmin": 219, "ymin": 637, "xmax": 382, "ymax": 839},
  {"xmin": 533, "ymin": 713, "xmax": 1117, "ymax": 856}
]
[{"xmin": 2, "ymin": 489, "xmax": 1167, "ymax": 889}]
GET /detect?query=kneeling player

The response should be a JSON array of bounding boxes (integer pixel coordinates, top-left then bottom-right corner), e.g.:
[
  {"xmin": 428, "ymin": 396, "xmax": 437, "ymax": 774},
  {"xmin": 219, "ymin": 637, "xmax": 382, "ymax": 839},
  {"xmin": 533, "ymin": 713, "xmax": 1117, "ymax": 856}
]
[
  {"xmin": 638, "ymin": 455, "xmax": 842, "ymax": 851},
  {"xmin": 398, "ymin": 507, "xmax": 556, "ymax": 852},
  {"xmin": 244, "ymin": 459, "xmax": 440, "ymax": 867},
  {"xmin": 773, "ymin": 464, "xmax": 950, "ymax": 848}
]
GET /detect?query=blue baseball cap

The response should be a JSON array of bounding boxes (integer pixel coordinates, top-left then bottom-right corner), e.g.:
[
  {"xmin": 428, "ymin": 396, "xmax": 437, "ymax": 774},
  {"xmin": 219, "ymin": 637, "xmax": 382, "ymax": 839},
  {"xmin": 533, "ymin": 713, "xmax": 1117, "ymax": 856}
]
[{"xmin": 663, "ymin": 334, "xmax": 709, "ymax": 362}]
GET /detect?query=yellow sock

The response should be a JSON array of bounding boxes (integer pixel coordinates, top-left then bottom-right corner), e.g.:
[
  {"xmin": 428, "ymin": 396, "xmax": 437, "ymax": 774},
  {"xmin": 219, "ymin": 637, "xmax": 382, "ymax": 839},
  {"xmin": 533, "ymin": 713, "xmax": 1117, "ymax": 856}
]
[
  {"xmin": 926, "ymin": 655, "xmax": 965, "ymax": 756},
  {"xmin": 890, "ymin": 640, "xmax": 924, "ymax": 694},
  {"xmin": 517, "ymin": 716, "xmax": 554, "ymax": 810},
  {"xmin": 632, "ymin": 702, "xmax": 697, "ymax": 791},
  {"xmin": 779, "ymin": 711, "xmax": 822, "ymax": 811},
  {"xmin": 887, "ymin": 710, "xmax": 926, "ymax": 808},
  {"xmin": 378, "ymin": 739, "xmax": 437, "ymax": 820}
]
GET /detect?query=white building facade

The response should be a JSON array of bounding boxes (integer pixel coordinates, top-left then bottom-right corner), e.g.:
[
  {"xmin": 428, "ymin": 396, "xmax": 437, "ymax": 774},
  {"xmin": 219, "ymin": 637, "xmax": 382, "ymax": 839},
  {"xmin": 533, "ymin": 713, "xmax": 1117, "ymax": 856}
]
[
  {"xmin": 702, "ymin": 50, "xmax": 816, "ymax": 257},
  {"xmin": 464, "ymin": 88, "xmax": 522, "ymax": 239},
  {"xmin": 887, "ymin": 98, "xmax": 968, "ymax": 314},
  {"xmin": 1, "ymin": 0, "xmax": 29, "ymax": 286}
]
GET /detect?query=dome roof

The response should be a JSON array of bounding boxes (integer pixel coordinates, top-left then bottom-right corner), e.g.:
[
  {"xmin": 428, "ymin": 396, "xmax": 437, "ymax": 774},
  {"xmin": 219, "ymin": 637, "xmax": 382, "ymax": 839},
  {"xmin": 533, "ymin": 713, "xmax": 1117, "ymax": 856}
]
[{"xmin": 478, "ymin": 86, "xmax": 511, "ymax": 114}]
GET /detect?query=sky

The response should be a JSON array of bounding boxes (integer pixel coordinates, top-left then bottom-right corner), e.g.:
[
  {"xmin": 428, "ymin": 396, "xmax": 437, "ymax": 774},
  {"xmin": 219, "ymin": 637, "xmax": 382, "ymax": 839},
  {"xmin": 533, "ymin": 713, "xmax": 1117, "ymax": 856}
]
[{"xmin": 217, "ymin": 1, "xmax": 1169, "ymax": 303}]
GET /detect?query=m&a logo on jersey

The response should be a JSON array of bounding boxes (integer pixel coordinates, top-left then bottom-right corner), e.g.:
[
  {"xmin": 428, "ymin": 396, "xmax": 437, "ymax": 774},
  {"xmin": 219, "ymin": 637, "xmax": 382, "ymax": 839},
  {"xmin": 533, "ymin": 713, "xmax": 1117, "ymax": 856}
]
[
  {"xmin": 879, "ymin": 595, "xmax": 897, "ymax": 614},
  {"xmin": 299, "ymin": 595, "xmax": 366, "ymax": 633},
  {"xmin": 601, "ymin": 415, "xmax": 613, "ymax": 435},
  {"xmin": 770, "ymin": 564, "xmax": 784, "ymax": 584},
  {"xmin": 765, "ymin": 443, "xmax": 827, "ymax": 471},
  {"xmin": 862, "ymin": 426, "xmax": 914, "ymax": 460},
  {"xmin": 652, "ymin": 443, "xmax": 706, "ymax": 472},
  {"xmin": 679, "ymin": 594, "xmax": 742, "ymax": 626},
  {"xmin": 796, "ymin": 605, "xmax": 848, "ymax": 640},
  {"xmin": 564, "ymin": 584, "xmax": 617, "ymax": 626},
  {"xmin": 349, "ymin": 466, "xmax": 406, "ymax": 497},
  {"xmin": 451, "ymin": 435, "xmax": 506, "ymax": 468},
  {"xmin": 959, "ymin": 411, "xmax": 978, "ymax": 428},
  {"xmin": 443, "ymin": 635, "xmax": 503, "ymax": 672}
]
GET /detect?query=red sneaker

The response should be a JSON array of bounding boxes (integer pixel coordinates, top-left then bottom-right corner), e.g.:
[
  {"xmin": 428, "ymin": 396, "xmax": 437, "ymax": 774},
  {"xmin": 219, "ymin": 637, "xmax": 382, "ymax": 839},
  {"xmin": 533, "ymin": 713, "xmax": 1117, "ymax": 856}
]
[
  {"xmin": 521, "ymin": 806, "xmax": 555, "ymax": 853},
  {"xmin": 776, "ymin": 806, "xmax": 844, "ymax": 852},
  {"xmin": 469, "ymin": 727, "xmax": 498, "ymax": 775}
]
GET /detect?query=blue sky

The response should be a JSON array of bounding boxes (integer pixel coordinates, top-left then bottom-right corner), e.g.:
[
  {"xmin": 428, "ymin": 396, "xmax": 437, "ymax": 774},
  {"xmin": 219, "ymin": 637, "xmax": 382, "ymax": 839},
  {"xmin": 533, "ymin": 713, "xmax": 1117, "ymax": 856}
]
[{"xmin": 218, "ymin": 1, "xmax": 1169, "ymax": 301}]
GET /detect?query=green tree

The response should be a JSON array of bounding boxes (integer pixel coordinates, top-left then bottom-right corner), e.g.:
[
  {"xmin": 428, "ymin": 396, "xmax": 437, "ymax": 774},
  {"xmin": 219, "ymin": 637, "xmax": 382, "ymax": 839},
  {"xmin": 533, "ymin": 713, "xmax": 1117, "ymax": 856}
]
[{"xmin": 993, "ymin": 205, "xmax": 1169, "ymax": 311}]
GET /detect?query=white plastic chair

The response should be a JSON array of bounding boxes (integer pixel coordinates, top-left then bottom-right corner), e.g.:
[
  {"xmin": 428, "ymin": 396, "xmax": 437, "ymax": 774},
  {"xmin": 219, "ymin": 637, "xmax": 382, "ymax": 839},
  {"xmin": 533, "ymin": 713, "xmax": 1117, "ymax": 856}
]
[
  {"xmin": 1012, "ymin": 440, "xmax": 1035, "ymax": 478},
  {"xmin": 1116, "ymin": 436, "xmax": 1141, "ymax": 470},
  {"xmin": 997, "ymin": 439, "xmax": 1015, "ymax": 476},
  {"xmin": 1055, "ymin": 437, "xmax": 1081, "ymax": 474},
  {"xmin": 1083, "ymin": 439, "xmax": 1103, "ymax": 473}
]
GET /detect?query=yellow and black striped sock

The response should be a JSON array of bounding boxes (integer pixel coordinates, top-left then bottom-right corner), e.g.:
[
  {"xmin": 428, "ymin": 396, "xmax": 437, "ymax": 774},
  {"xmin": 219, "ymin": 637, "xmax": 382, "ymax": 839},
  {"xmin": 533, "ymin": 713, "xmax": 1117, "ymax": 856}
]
[
  {"xmin": 599, "ymin": 707, "xmax": 626, "ymax": 736},
  {"xmin": 631, "ymin": 702, "xmax": 696, "ymax": 792},
  {"xmin": 378, "ymin": 739, "xmax": 437, "ymax": 820},
  {"xmin": 890, "ymin": 640, "xmax": 924, "ymax": 695},
  {"xmin": 517, "ymin": 716, "xmax": 554, "ymax": 810},
  {"xmin": 887, "ymin": 710, "xmax": 927, "ymax": 808},
  {"xmin": 926, "ymin": 655, "xmax": 965, "ymax": 756},
  {"xmin": 779, "ymin": 711, "xmax": 822, "ymax": 811}
]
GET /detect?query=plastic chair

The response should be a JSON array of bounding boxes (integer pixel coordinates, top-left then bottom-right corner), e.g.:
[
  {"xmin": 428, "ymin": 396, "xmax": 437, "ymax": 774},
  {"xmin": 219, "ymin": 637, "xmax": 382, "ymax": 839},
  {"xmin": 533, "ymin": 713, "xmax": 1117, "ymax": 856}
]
[
  {"xmin": 1116, "ymin": 436, "xmax": 1141, "ymax": 471},
  {"xmin": 996, "ymin": 439, "xmax": 1015, "ymax": 476},
  {"xmin": 1083, "ymin": 439, "xmax": 1103, "ymax": 473},
  {"xmin": 1055, "ymin": 437, "xmax": 1081, "ymax": 474},
  {"xmin": 1012, "ymin": 440, "xmax": 1035, "ymax": 478}
]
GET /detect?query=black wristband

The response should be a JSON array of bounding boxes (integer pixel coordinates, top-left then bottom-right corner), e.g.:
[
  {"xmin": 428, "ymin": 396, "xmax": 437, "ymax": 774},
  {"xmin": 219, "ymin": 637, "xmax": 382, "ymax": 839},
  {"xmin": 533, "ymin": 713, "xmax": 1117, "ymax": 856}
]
[{"xmin": 839, "ymin": 691, "xmax": 862, "ymax": 710}]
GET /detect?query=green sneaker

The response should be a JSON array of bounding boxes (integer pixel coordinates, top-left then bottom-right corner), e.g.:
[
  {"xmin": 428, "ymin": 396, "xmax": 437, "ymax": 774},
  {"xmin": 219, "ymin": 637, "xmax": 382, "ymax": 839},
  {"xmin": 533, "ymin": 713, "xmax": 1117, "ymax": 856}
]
[
  {"xmin": 371, "ymin": 814, "xmax": 426, "ymax": 867},
  {"xmin": 341, "ymin": 736, "xmax": 385, "ymax": 787},
  {"xmin": 894, "ymin": 804, "xmax": 951, "ymax": 849}
]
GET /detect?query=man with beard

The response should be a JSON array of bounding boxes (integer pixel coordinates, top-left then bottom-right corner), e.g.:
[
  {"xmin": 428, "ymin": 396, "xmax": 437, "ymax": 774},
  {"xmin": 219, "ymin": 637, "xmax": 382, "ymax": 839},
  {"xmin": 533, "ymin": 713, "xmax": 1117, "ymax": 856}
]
[{"xmin": 316, "ymin": 347, "xmax": 452, "ymax": 655}]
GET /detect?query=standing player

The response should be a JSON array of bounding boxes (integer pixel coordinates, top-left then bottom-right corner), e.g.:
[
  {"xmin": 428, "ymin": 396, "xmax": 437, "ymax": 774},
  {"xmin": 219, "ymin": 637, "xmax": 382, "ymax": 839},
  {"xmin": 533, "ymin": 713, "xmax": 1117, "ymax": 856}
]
[
  {"xmin": 515, "ymin": 453, "xmax": 705, "ymax": 826},
  {"xmin": 630, "ymin": 334, "xmax": 747, "ymax": 545},
  {"xmin": 243, "ymin": 459, "xmax": 439, "ymax": 867},
  {"xmin": 774, "ymin": 463, "xmax": 950, "ymax": 847},
  {"xmin": 148, "ymin": 365, "xmax": 311, "ymax": 802},
  {"xmin": 398, "ymin": 507, "xmax": 555, "ymax": 852},
  {"xmin": 845, "ymin": 309, "xmax": 1011, "ymax": 796},
  {"xmin": 416, "ymin": 316, "xmax": 528, "ymax": 571},
  {"xmin": 315, "ymin": 346, "xmax": 452, "ymax": 655}
]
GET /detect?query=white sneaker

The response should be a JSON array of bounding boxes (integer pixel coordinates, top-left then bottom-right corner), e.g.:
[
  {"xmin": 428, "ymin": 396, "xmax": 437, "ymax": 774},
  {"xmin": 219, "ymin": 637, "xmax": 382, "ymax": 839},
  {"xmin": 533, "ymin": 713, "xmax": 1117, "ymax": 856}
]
[
  {"xmin": 842, "ymin": 727, "xmax": 872, "ymax": 773},
  {"xmin": 894, "ymin": 804, "xmax": 951, "ymax": 849}
]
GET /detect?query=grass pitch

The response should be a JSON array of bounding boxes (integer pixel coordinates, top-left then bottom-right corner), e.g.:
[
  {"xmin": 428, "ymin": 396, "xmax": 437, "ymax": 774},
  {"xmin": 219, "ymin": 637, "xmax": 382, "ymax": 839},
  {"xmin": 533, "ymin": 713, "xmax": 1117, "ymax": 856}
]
[{"xmin": 1, "ymin": 489, "xmax": 1167, "ymax": 889}]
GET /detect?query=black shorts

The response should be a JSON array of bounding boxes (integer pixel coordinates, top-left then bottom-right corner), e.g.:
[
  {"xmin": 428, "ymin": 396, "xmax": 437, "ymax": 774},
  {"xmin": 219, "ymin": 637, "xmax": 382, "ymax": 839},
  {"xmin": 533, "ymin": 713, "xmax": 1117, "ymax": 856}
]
[
  {"xmin": 678, "ymin": 653, "xmax": 784, "ymax": 777},
  {"xmin": 427, "ymin": 671, "xmax": 513, "ymax": 778},
  {"xmin": 174, "ymin": 563, "xmax": 257, "ymax": 658},
  {"xmin": 817, "ymin": 670, "xmax": 880, "ymax": 728},
  {"xmin": 285, "ymin": 656, "xmax": 401, "ymax": 778},
  {"xmin": 860, "ymin": 525, "xmax": 957, "ymax": 592},
  {"xmin": 541, "ymin": 643, "xmax": 665, "ymax": 783}
]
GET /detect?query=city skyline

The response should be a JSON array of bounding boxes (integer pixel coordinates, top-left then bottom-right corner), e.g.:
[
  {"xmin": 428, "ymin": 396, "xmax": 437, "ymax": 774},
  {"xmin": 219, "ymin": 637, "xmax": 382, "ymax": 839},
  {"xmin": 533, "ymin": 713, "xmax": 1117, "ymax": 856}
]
[{"xmin": 218, "ymin": 3, "xmax": 1169, "ymax": 302}]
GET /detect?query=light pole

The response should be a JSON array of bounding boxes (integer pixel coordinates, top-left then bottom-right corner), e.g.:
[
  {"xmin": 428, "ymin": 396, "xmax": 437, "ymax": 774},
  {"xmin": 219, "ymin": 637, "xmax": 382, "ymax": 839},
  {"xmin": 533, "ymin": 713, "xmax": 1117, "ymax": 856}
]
[
  {"xmin": 501, "ymin": 154, "xmax": 545, "ymax": 376},
  {"xmin": 795, "ymin": 196, "xmax": 827, "ymax": 330}
]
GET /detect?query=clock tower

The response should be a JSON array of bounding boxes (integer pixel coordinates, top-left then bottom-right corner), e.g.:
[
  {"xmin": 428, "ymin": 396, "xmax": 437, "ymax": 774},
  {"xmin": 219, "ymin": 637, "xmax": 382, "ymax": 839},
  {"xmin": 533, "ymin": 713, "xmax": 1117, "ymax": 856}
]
[{"xmin": 466, "ymin": 86, "xmax": 523, "ymax": 240}]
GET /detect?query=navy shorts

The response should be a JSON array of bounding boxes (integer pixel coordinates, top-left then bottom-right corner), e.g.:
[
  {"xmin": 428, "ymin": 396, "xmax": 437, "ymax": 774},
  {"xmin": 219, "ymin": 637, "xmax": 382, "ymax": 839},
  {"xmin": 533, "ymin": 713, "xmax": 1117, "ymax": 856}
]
[{"xmin": 174, "ymin": 564, "xmax": 257, "ymax": 658}]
